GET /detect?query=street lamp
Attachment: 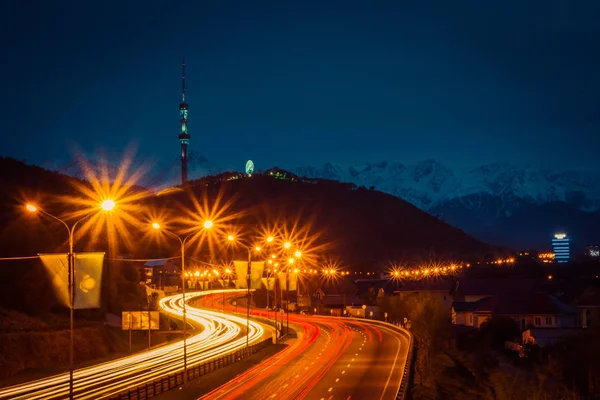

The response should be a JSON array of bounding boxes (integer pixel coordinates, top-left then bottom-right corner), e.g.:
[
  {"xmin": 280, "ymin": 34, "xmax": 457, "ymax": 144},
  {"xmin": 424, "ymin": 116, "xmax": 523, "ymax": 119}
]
[
  {"xmin": 285, "ymin": 257, "xmax": 297, "ymax": 336},
  {"xmin": 227, "ymin": 235, "xmax": 269, "ymax": 347},
  {"xmin": 152, "ymin": 220, "xmax": 212, "ymax": 384},
  {"xmin": 26, "ymin": 201, "xmax": 115, "ymax": 400}
]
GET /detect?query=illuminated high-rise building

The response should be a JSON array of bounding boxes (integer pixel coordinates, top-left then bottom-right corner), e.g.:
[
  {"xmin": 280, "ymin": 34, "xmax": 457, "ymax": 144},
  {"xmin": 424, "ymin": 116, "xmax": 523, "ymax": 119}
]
[
  {"xmin": 586, "ymin": 246, "xmax": 600, "ymax": 258},
  {"xmin": 178, "ymin": 57, "xmax": 190, "ymax": 185},
  {"xmin": 551, "ymin": 233, "xmax": 571, "ymax": 263}
]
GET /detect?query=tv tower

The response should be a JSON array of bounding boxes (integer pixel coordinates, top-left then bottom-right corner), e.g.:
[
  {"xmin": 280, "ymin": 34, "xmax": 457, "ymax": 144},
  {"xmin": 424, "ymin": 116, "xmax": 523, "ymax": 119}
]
[{"xmin": 178, "ymin": 56, "xmax": 190, "ymax": 185}]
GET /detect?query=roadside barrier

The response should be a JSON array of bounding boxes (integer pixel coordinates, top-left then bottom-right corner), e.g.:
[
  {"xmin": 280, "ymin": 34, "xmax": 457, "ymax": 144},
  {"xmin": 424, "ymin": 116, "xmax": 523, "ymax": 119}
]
[{"xmin": 107, "ymin": 338, "xmax": 272, "ymax": 400}]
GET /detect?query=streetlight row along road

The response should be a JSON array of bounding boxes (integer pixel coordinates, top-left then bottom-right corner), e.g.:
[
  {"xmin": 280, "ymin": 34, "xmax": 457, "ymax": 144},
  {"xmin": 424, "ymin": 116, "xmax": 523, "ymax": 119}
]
[
  {"xmin": 0, "ymin": 289, "xmax": 411, "ymax": 400},
  {"xmin": 0, "ymin": 290, "xmax": 267, "ymax": 400}
]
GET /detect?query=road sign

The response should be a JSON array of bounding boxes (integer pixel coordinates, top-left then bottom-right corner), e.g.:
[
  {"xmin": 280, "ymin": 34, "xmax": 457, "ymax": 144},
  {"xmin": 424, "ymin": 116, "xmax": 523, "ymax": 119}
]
[{"xmin": 122, "ymin": 311, "xmax": 160, "ymax": 330}]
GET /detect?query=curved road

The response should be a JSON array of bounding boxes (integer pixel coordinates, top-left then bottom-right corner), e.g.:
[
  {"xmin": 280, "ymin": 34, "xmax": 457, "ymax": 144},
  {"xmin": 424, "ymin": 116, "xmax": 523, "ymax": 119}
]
[
  {"xmin": 201, "ymin": 307, "xmax": 410, "ymax": 400},
  {"xmin": 0, "ymin": 290, "xmax": 270, "ymax": 400}
]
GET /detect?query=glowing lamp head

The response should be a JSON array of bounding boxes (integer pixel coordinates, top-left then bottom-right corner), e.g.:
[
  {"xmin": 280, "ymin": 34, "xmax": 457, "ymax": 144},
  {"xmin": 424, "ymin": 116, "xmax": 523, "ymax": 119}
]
[
  {"xmin": 255, "ymin": 246, "xmax": 262, "ymax": 252},
  {"xmin": 266, "ymin": 236, "xmax": 274, "ymax": 243},
  {"xmin": 227, "ymin": 235, "xmax": 235, "ymax": 242},
  {"xmin": 152, "ymin": 222, "xmax": 161, "ymax": 230},
  {"xmin": 101, "ymin": 199, "xmax": 115, "ymax": 211},
  {"xmin": 25, "ymin": 204, "xmax": 37, "ymax": 212},
  {"xmin": 225, "ymin": 268, "xmax": 232, "ymax": 274},
  {"xmin": 288, "ymin": 258, "xmax": 295, "ymax": 264},
  {"xmin": 284, "ymin": 242, "xmax": 291, "ymax": 249},
  {"xmin": 294, "ymin": 250, "xmax": 302, "ymax": 258},
  {"xmin": 203, "ymin": 220, "xmax": 213, "ymax": 229}
]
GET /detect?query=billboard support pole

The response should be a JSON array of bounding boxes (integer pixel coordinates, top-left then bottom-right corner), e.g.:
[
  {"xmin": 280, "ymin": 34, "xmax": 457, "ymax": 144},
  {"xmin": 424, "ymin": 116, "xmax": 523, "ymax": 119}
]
[{"xmin": 129, "ymin": 313, "xmax": 132, "ymax": 353}]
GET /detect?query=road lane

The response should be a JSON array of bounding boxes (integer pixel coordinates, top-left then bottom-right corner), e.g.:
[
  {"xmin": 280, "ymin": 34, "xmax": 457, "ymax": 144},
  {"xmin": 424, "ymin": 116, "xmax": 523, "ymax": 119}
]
[
  {"xmin": 304, "ymin": 319, "xmax": 409, "ymax": 400},
  {"xmin": 202, "ymin": 313, "xmax": 410, "ymax": 400},
  {"xmin": 0, "ymin": 290, "xmax": 271, "ymax": 400}
]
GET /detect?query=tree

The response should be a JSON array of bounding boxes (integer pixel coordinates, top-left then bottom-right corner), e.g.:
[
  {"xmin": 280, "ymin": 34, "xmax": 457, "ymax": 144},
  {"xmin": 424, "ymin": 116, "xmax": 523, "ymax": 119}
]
[
  {"xmin": 396, "ymin": 292, "xmax": 451, "ymax": 387},
  {"xmin": 478, "ymin": 315, "xmax": 521, "ymax": 350}
]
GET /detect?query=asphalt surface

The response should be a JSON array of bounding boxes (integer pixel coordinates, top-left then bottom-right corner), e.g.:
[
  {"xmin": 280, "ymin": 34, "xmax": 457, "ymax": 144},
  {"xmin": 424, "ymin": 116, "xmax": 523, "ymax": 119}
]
[
  {"xmin": 0, "ymin": 290, "xmax": 270, "ymax": 400},
  {"xmin": 201, "ymin": 312, "xmax": 410, "ymax": 400}
]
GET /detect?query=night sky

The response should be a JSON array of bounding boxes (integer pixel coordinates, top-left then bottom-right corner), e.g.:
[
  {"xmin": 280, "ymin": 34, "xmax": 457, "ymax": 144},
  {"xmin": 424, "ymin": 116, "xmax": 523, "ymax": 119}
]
[{"xmin": 2, "ymin": 0, "xmax": 599, "ymax": 173}]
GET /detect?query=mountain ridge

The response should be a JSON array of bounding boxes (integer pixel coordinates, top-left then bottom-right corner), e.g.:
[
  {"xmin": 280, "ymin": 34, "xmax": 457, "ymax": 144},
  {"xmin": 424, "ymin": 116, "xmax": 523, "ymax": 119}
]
[{"xmin": 37, "ymin": 155, "xmax": 600, "ymax": 249}]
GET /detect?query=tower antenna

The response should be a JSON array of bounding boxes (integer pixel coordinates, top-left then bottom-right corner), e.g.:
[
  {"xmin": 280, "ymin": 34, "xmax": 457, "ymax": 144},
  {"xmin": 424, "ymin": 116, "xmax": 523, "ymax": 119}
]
[
  {"xmin": 182, "ymin": 56, "xmax": 186, "ymax": 102},
  {"xmin": 178, "ymin": 56, "xmax": 190, "ymax": 185}
]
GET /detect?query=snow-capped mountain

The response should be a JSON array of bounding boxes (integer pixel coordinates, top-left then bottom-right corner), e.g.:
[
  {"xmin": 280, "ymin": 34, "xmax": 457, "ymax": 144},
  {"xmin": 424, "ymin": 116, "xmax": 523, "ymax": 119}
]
[
  {"xmin": 41, "ymin": 154, "xmax": 599, "ymax": 249},
  {"xmin": 295, "ymin": 160, "xmax": 600, "ymax": 249},
  {"xmin": 295, "ymin": 160, "xmax": 600, "ymax": 213}
]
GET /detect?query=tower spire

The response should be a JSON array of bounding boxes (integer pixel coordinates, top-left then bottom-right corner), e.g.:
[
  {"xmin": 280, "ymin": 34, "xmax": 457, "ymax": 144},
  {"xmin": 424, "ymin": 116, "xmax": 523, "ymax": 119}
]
[
  {"xmin": 182, "ymin": 56, "xmax": 186, "ymax": 102},
  {"xmin": 178, "ymin": 56, "xmax": 190, "ymax": 185}
]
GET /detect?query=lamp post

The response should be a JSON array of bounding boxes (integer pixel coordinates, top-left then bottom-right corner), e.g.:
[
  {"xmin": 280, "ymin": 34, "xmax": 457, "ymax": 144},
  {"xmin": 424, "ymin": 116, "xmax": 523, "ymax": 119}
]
[
  {"xmin": 227, "ymin": 234, "xmax": 277, "ymax": 347},
  {"xmin": 26, "ymin": 200, "xmax": 115, "ymax": 400},
  {"xmin": 152, "ymin": 220, "xmax": 212, "ymax": 384}
]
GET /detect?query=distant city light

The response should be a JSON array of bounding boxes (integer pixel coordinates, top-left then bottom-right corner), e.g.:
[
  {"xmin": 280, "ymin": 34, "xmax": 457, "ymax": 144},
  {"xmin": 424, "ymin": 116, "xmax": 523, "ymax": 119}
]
[{"xmin": 554, "ymin": 233, "xmax": 566, "ymax": 240}]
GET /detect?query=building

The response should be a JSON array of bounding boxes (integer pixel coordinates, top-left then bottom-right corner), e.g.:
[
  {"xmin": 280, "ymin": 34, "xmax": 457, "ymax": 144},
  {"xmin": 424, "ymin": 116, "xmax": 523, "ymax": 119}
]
[
  {"xmin": 451, "ymin": 277, "xmax": 542, "ymax": 303},
  {"xmin": 586, "ymin": 246, "xmax": 600, "ymax": 259},
  {"xmin": 394, "ymin": 279, "xmax": 455, "ymax": 312},
  {"xmin": 551, "ymin": 233, "xmax": 571, "ymax": 263},
  {"xmin": 143, "ymin": 260, "xmax": 180, "ymax": 289},
  {"xmin": 538, "ymin": 252, "xmax": 555, "ymax": 264},
  {"xmin": 346, "ymin": 305, "xmax": 380, "ymax": 319},
  {"xmin": 569, "ymin": 285, "xmax": 600, "ymax": 328},
  {"xmin": 451, "ymin": 292, "xmax": 580, "ymax": 330}
]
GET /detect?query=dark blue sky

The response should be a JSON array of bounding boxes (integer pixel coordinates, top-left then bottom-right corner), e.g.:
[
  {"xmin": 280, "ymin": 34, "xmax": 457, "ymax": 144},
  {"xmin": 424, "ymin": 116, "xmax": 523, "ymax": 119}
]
[{"xmin": 2, "ymin": 0, "xmax": 599, "ymax": 173}]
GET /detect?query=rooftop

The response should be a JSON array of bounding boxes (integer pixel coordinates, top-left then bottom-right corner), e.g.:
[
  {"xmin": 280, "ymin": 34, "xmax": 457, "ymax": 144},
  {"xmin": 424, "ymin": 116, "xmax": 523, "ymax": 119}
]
[
  {"xmin": 395, "ymin": 279, "xmax": 453, "ymax": 293},
  {"xmin": 453, "ymin": 292, "xmax": 579, "ymax": 316},
  {"xmin": 454, "ymin": 277, "xmax": 542, "ymax": 296}
]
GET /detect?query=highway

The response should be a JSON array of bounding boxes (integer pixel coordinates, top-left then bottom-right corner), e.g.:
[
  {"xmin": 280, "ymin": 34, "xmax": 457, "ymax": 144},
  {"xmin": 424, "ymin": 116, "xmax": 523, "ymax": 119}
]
[
  {"xmin": 0, "ymin": 290, "xmax": 270, "ymax": 400},
  {"xmin": 201, "ymin": 309, "xmax": 410, "ymax": 400}
]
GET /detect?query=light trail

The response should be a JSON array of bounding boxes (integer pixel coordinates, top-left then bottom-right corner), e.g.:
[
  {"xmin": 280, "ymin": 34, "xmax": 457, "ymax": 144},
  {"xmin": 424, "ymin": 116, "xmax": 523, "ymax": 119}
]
[{"xmin": 0, "ymin": 289, "xmax": 268, "ymax": 400}]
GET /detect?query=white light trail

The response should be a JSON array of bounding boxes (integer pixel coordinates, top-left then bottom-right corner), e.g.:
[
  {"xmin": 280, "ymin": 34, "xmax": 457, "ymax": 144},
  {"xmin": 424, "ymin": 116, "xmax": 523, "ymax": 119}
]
[{"xmin": 0, "ymin": 289, "xmax": 267, "ymax": 400}]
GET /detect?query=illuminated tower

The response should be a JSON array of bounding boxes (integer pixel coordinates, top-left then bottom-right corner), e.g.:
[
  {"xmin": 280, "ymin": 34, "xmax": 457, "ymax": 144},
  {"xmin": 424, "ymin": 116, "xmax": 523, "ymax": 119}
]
[
  {"xmin": 178, "ymin": 57, "xmax": 190, "ymax": 185},
  {"xmin": 551, "ymin": 233, "xmax": 571, "ymax": 263}
]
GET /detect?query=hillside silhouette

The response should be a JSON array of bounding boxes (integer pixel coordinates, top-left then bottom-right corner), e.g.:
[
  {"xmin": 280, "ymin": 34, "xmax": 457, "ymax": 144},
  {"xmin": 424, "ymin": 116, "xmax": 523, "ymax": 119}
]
[
  {"xmin": 0, "ymin": 158, "xmax": 493, "ymax": 263},
  {"xmin": 0, "ymin": 158, "xmax": 494, "ymax": 314},
  {"xmin": 144, "ymin": 168, "xmax": 493, "ymax": 267}
]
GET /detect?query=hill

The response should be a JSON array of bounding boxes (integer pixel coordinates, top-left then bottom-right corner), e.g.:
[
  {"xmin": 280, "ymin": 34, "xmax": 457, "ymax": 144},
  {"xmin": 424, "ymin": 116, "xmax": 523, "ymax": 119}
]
[
  {"xmin": 0, "ymin": 158, "xmax": 495, "ymax": 314},
  {"xmin": 142, "ymin": 168, "xmax": 494, "ymax": 267},
  {"xmin": 0, "ymin": 156, "xmax": 147, "ymax": 315}
]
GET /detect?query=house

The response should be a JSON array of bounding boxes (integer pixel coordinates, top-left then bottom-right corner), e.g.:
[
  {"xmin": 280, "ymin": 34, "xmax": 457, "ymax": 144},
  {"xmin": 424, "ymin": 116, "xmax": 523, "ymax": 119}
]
[
  {"xmin": 346, "ymin": 305, "xmax": 380, "ymax": 319},
  {"xmin": 452, "ymin": 297, "xmax": 493, "ymax": 328},
  {"xmin": 143, "ymin": 260, "xmax": 180, "ymax": 288},
  {"xmin": 394, "ymin": 279, "xmax": 454, "ymax": 312},
  {"xmin": 569, "ymin": 285, "xmax": 600, "ymax": 328},
  {"xmin": 452, "ymin": 292, "xmax": 580, "ymax": 330},
  {"xmin": 312, "ymin": 291, "xmax": 361, "ymax": 316},
  {"xmin": 452, "ymin": 277, "xmax": 542, "ymax": 303}
]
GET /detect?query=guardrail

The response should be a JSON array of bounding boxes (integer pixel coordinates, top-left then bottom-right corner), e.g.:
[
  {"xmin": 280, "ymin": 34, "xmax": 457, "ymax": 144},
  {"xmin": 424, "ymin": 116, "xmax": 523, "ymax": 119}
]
[{"xmin": 107, "ymin": 338, "xmax": 272, "ymax": 400}]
